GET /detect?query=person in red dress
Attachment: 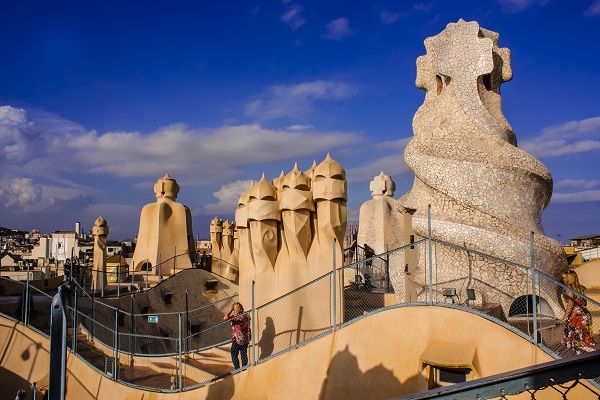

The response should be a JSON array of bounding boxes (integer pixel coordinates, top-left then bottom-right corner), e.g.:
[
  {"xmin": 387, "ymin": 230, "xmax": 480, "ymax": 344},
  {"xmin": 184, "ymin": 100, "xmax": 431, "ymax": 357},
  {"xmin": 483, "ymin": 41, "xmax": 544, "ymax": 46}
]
[
  {"xmin": 560, "ymin": 271, "xmax": 596, "ymax": 354},
  {"xmin": 224, "ymin": 302, "xmax": 251, "ymax": 370}
]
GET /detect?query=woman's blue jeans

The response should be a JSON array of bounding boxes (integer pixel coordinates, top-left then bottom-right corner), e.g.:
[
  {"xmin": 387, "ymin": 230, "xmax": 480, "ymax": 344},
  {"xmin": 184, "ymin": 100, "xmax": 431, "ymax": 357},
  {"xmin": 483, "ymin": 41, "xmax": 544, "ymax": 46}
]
[{"xmin": 231, "ymin": 341, "xmax": 248, "ymax": 370}]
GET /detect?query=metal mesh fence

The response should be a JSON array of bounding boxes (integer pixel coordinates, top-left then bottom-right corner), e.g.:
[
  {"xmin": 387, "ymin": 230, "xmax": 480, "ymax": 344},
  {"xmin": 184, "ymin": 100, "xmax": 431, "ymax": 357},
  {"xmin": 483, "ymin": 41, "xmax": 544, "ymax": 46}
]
[
  {"xmin": 0, "ymin": 277, "xmax": 27, "ymax": 322},
  {"xmin": 255, "ymin": 272, "xmax": 333, "ymax": 363},
  {"xmin": 183, "ymin": 317, "xmax": 241, "ymax": 388},
  {"xmin": 534, "ymin": 271, "xmax": 600, "ymax": 359},
  {"xmin": 26, "ymin": 283, "xmax": 53, "ymax": 335},
  {"xmin": 117, "ymin": 335, "xmax": 181, "ymax": 391}
]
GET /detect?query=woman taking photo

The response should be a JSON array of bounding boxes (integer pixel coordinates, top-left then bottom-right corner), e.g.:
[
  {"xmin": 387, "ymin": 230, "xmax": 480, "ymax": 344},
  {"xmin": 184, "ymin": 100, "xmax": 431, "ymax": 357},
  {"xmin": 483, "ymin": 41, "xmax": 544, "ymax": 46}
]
[
  {"xmin": 224, "ymin": 302, "xmax": 251, "ymax": 370},
  {"xmin": 560, "ymin": 270, "xmax": 596, "ymax": 354}
]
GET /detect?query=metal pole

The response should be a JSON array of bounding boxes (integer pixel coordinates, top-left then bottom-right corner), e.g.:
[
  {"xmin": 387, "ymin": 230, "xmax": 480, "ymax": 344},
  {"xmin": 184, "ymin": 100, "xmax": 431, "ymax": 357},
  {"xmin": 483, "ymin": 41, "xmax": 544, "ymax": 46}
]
[
  {"xmin": 158, "ymin": 253, "xmax": 162, "ymax": 283},
  {"xmin": 130, "ymin": 293, "xmax": 134, "ymax": 354},
  {"xmin": 117, "ymin": 265, "xmax": 120, "ymax": 298},
  {"xmin": 70, "ymin": 248, "xmax": 74, "ymax": 284},
  {"xmin": 251, "ymin": 280, "xmax": 256, "ymax": 365},
  {"xmin": 427, "ymin": 204, "xmax": 433, "ymax": 304},
  {"xmin": 178, "ymin": 312, "xmax": 183, "ymax": 391},
  {"xmin": 82, "ymin": 267, "xmax": 86, "ymax": 291},
  {"xmin": 72, "ymin": 289, "xmax": 77, "ymax": 353},
  {"xmin": 101, "ymin": 262, "xmax": 105, "ymax": 299},
  {"xmin": 332, "ymin": 238, "xmax": 337, "ymax": 331},
  {"xmin": 385, "ymin": 246, "xmax": 390, "ymax": 292},
  {"xmin": 49, "ymin": 284, "xmax": 69, "ymax": 400},
  {"xmin": 114, "ymin": 309, "xmax": 119, "ymax": 380},
  {"xmin": 185, "ymin": 290, "xmax": 189, "ymax": 354},
  {"xmin": 530, "ymin": 231, "xmax": 538, "ymax": 344},
  {"xmin": 91, "ymin": 285, "xmax": 95, "ymax": 340},
  {"xmin": 174, "ymin": 246, "xmax": 176, "ymax": 274},
  {"xmin": 25, "ymin": 266, "xmax": 30, "ymax": 326}
]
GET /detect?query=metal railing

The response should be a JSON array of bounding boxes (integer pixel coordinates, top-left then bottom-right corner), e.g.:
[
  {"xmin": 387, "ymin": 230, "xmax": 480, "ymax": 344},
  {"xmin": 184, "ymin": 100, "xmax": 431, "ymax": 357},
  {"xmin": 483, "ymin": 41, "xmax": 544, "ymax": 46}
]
[
  {"xmin": 3, "ymin": 205, "xmax": 599, "ymax": 395},
  {"xmin": 393, "ymin": 349, "xmax": 600, "ymax": 399}
]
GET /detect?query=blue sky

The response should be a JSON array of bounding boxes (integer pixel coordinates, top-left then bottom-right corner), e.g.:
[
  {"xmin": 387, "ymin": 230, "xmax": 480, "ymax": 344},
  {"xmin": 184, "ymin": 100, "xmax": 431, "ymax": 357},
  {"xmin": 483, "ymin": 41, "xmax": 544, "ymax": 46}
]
[{"xmin": 1, "ymin": 0, "xmax": 599, "ymax": 241}]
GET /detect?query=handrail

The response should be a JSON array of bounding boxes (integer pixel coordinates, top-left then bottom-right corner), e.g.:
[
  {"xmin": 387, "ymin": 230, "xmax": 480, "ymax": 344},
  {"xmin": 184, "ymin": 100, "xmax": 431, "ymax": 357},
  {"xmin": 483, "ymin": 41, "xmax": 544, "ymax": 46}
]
[{"xmin": 392, "ymin": 350, "xmax": 600, "ymax": 400}]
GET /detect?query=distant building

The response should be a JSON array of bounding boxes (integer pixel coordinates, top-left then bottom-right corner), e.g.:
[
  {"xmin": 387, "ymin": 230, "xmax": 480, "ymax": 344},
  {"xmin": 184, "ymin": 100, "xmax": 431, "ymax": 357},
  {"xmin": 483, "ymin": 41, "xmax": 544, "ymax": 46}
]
[
  {"xmin": 29, "ymin": 237, "xmax": 51, "ymax": 266},
  {"xmin": 196, "ymin": 239, "xmax": 212, "ymax": 253},
  {"xmin": 570, "ymin": 234, "xmax": 600, "ymax": 248},
  {"xmin": 51, "ymin": 231, "xmax": 78, "ymax": 263},
  {"xmin": 0, "ymin": 252, "xmax": 23, "ymax": 269}
]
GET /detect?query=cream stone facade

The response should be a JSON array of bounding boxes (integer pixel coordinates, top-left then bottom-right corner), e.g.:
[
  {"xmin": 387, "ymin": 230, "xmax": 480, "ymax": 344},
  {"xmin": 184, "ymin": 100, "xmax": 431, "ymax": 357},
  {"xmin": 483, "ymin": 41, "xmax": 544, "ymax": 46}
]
[{"xmin": 130, "ymin": 174, "xmax": 195, "ymax": 275}]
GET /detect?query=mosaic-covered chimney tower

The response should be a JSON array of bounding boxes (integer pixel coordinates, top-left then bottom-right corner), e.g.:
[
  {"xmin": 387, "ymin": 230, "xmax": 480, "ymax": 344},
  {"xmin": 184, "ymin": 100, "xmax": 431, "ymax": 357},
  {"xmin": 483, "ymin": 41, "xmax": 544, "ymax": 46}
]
[{"xmin": 395, "ymin": 20, "xmax": 566, "ymax": 307}]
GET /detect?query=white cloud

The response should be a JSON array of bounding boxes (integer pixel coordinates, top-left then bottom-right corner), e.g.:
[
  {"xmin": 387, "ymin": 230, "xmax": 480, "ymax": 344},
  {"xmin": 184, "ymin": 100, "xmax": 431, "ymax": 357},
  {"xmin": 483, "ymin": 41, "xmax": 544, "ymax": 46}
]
[
  {"xmin": 286, "ymin": 124, "xmax": 314, "ymax": 131},
  {"xmin": 1, "ymin": 106, "xmax": 360, "ymax": 188},
  {"xmin": 498, "ymin": 0, "xmax": 547, "ymax": 13},
  {"xmin": 585, "ymin": 0, "xmax": 600, "ymax": 16},
  {"xmin": 245, "ymin": 80, "xmax": 359, "ymax": 120},
  {"xmin": 375, "ymin": 137, "xmax": 411, "ymax": 149},
  {"xmin": 346, "ymin": 154, "xmax": 409, "ymax": 182},
  {"xmin": 520, "ymin": 116, "xmax": 600, "ymax": 158},
  {"xmin": 323, "ymin": 17, "xmax": 352, "ymax": 40},
  {"xmin": 0, "ymin": 105, "xmax": 101, "ymax": 212},
  {"xmin": 69, "ymin": 124, "xmax": 361, "ymax": 184},
  {"xmin": 280, "ymin": 4, "xmax": 306, "ymax": 30},
  {"xmin": 0, "ymin": 106, "xmax": 29, "ymax": 163},
  {"xmin": 413, "ymin": 2, "xmax": 433, "ymax": 12},
  {"xmin": 197, "ymin": 179, "xmax": 254, "ymax": 216},
  {"xmin": 0, "ymin": 177, "xmax": 42, "ymax": 209},
  {"xmin": 552, "ymin": 190, "xmax": 600, "ymax": 203},
  {"xmin": 380, "ymin": 10, "xmax": 403, "ymax": 24},
  {"xmin": 555, "ymin": 179, "xmax": 600, "ymax": 190},
  {"xmin": 0, "ymin": 104, "xmax": 361, "ymax": 218}
]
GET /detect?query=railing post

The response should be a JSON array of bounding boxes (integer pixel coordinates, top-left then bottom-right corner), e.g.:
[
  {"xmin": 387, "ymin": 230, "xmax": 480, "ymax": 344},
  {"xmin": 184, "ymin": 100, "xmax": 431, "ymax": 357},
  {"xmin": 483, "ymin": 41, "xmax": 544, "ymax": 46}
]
[
  {"xmin": 24, "ymin": 267, "xmax": 30, "ymax": 325},
  {"xmin": 427, "ymin": 204, "xmax": 433, "ymax": 304},
  {"xmin": 101, "ymin": 265, "xmax": 105, "ymax": 298},
  {"xmin": 114, "ymin": 309, "xmax": 119, "ymax": 380},
  {"xmin": 385, "ymin": 246, "xmax": 391, "ymax": 292},
  {"xmin": 49, "ymin": 284, "xmax": 69, "ymax": 400},
  {"xmin": 91, "ymin": 288, "xmax": 95, "ymax": 340},
  {"xmin": 251, "ymin": 280, "xmax": 256, "ymax": 365},
  {"xmin": 158, "ymin": 253, "xmax": 162, "ymax": 283},
  {"xmin": 332, "ymin": 238, "xmax": 337, "ymax": 331},
  {"xmin": 130, "ymin": 293, "xmax": 134, "ymax": 354},
  {"xmin": 530, "ymin": 231, "xmax": 538, "ymax": 344},
  {"xmin": 178, "ymin": 312, "xmax": 183, "ymax": 391},
  {"xmin": 72, "ymin": 289, "xmax": 77, "ymax": 353},
  {"xmin": 69, "ymin": 255, "xmax": 74, "ymax": 285},
  {"xmin": 117, "ymin": 267, "xmax": 120, "ymax": 298}
]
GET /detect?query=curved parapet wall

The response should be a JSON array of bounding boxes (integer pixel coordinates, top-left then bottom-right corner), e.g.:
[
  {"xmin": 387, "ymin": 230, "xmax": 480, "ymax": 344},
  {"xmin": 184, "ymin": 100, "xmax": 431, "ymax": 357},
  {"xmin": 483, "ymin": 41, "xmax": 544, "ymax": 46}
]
[
  {"xmin": 397, "ymin": 20, "xmax": 567, "ymax": 305},
  {"xmin": 0, "ymin": 305, "xmax": 558, "ymax": 399}
]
